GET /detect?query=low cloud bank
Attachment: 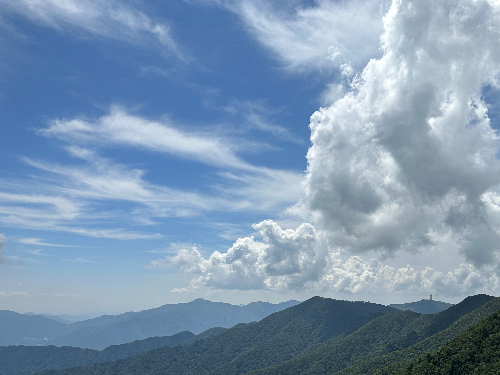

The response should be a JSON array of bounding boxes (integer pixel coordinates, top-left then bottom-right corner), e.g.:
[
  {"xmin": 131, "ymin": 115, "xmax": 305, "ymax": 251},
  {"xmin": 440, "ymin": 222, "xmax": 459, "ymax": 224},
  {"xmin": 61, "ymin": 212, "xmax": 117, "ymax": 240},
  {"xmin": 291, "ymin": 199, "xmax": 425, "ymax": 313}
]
[{"xmin": 151, "ymin": 220, "xmax": 497, "ymax": 296}]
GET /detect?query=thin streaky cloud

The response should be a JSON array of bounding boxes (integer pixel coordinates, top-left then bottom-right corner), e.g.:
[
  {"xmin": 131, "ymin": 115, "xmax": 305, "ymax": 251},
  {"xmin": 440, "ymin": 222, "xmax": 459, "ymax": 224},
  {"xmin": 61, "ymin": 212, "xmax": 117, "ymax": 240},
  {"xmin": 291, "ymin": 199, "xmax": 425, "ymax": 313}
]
[
  {"xmin": 220, "ymin": 0, "xmax": 384, "ymax": 73},
  {"xmin": 40, "ymin": 106, "xmax": 259, "ymax": 172},
  {"xmin": 23, "ymin": 149, "xmax": 302, "ymax": 216},
  {"xmin": 223, "ymin": 99, "xmax": 305, "ymax": 144},
  {"xmin": 0, "ymin": 190, "xmax": 162, "ymax": 240},
  {"xmin": 18, "ymin": 238, "xmax": 75, "ymax": 247},
  {"xmin": 75, "ymin": 257, "xmax": 94, "ymax": 263},
  {"xmin": 1, "ymin": 149, "xmax": 301, "ymax": 240},
  {"xmin": 0, "ymin": 192, "xmax": 80, "ymax": 221},
  {"xmin": 55, "ymin": 226, "xmax": 162, "ymax": 240},
  {"xmin": 0, "ymin": 0, "xmax": 185, "ymax": 59},
  {"xmin": 24, "ymin": 249, "xmax": 52, "ymax": 256}
]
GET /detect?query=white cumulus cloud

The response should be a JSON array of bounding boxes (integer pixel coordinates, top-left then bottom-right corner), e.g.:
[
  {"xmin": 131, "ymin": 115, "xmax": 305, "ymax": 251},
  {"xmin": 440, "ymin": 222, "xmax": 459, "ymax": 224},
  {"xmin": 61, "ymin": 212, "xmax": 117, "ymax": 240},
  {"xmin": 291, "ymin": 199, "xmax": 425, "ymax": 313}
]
[
  {"xmin": 155, "ymin": 220, "xmax": 499, "ymax": 296},
  {"xmin": 303, "ymin": 0, "xmax": 500, "ymax": 267}
]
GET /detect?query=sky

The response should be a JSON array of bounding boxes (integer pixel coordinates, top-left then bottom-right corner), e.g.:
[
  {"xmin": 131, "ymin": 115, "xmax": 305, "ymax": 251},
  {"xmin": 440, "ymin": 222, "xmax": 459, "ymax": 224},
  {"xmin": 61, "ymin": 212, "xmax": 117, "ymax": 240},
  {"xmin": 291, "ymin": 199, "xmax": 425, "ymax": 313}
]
[{"xmin": 1, "ymin": 0, "xmax": 500, "ymax": 315}]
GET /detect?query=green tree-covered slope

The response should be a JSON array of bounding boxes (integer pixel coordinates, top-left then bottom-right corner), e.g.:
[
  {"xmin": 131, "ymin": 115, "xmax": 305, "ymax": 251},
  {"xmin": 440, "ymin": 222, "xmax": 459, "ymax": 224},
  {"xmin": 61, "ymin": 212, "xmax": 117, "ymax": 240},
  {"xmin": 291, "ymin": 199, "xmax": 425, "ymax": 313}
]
[
  {"xmin": 249, "ymin": 294, "xmax": 494, "ymax": 375},
  {"xmin": 0, "ymin": 328, "xmax": 226, "ymax": 375},
  {"xmin": 336, "ymin": 295, "xmax": 500, "ymax": 375},
  {"xmin": 391, "ymin": 310, "xmax": 500, "ymax": 374}
]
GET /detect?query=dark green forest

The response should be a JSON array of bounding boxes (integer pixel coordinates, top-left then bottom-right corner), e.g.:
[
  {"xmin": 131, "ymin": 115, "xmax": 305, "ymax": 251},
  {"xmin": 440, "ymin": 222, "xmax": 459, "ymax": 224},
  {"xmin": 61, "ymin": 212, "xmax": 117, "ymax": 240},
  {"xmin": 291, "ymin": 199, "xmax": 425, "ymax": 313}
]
[
  {"xmin": 0, "ymin": 328, "xmax": 226, "ymax": 375},
  {"xmin": 389, "ymin": 310, "xmax": 500, "ymax": 374}
]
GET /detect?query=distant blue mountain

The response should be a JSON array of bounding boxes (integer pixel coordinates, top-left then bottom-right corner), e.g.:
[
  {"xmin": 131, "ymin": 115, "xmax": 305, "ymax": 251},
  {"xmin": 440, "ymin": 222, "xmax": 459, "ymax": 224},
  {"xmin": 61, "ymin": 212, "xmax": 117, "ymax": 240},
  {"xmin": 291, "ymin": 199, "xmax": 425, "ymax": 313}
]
[
  {"xmin": 0, "ymin": 299, "xmax": 299, "ymax": 349},
  {"xmin": 47, "ymin": 299, "xmax": 300, "ymax": 349},
  {"xmin": 0, "ymin": 311, "xmax": 69, "ymax": 346}
]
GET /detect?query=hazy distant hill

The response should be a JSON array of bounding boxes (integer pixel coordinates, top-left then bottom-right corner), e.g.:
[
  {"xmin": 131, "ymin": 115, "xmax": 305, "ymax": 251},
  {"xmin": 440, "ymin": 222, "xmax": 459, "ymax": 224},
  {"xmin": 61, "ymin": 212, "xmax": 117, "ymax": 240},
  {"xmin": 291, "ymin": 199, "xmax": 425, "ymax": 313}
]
[
  {"xmin": 65, "ymin": 311, "xmax": 137, "ymax": 331},
  {"xmin": 22, "ymin": 313, "xmax": 98, "ymax": 325},
  {"xmin": 0, "ymin": 299, "xmax": 298, "ymax": 349},
  {"xmin": 33, "ymin": 295, "xmax": 499, "ymax": 375},
  {"xmin": 23, "ymin": 313, "xmax": 73, "ymax": 325},
  {"xmin": 389, "ymin": 298, "xmax": 453, "ymax": 314},
  {"xmin": 0, "ymin": 311, "xmax": 69, "ymax": 346},
  {"xmin": 0, "ymin": 328, "xmax": 226, "ymax": 375},
  {"xmin": 47, "ymin": 299, "xmax": 299, "ymax": 349}
]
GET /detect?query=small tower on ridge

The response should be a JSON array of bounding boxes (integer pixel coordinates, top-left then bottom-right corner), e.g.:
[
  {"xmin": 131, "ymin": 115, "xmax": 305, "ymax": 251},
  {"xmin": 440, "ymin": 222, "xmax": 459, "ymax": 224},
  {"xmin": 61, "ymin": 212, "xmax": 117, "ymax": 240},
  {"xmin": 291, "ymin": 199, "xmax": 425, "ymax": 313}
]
[{"xmin": 430, "ymin": 294, "xmax": 433, "ymax": 301}]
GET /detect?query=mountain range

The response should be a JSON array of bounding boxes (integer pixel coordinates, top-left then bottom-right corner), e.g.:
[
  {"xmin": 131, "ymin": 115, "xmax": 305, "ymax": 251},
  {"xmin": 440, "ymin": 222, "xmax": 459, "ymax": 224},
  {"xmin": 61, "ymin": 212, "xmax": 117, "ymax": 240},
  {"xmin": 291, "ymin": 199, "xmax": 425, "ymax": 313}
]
[
  {"xmin": 18, "ymin": 294, "xmax": 498, "ymax": 375},
  {"xmin": 0, "ymin": 299, "xmax": 299, "ymax": 349},
  {"xmin": 2, "ymin": 295, "xmax": 499, "ymax": 374}
]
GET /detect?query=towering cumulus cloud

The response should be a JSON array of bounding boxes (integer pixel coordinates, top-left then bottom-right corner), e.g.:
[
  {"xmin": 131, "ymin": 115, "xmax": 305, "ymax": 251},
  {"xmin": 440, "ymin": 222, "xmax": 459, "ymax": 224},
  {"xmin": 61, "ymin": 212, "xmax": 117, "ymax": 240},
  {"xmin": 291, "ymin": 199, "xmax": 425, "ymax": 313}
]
[
  {"xmin": 305, "ymin": 0, "xmax": 500, "ymax": 266},
  {"xmin": 164, "ymin": 0, "xmax": 500, "ymax": 295}
]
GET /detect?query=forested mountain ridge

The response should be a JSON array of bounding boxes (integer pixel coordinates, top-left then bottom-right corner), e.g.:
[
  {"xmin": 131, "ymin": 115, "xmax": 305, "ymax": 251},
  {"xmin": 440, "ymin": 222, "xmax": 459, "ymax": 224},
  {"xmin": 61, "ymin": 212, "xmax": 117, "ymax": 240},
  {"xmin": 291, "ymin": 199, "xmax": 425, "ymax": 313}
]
[
  {"xmin": 35, "ymin": 297, "xmax": 397, "ymax": 375},
  {"xmin": 0, "ymin": 328, "xmax": 227, "ymax": 375},
  {"xmin": 390, "ymin": 310, "xmax": 500, "ymax": 374},
  {"xmin": 249, "ymin": 294, "xmax": 494, "ymax": 375},
  {"xmin": 335, "ymin": 295, "xmax": 500, "ymax": 375}
]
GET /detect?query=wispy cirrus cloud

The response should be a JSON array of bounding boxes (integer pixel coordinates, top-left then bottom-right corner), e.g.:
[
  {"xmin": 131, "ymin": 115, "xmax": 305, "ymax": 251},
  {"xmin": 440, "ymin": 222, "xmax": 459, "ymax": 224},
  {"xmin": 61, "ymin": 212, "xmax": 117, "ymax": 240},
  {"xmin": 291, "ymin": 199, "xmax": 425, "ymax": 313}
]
[
  {"xmin": 23, "ymin": 150, "xmax": 221, "ymax": 219},
  {"xmin": 0, "ymin": 185, "xmax": 162, "ymax": 239},
  {"xmin": 24, "ymin": 249, "xmax": 51, "ymax": 256},
  {"xmin": 0, "ymin": 0, "xmax": 184, "ymax": 59},
  {"xmin": 213, "ymin": 0, "xmax": 385, "ymax": 73},
  {"xmin": 23, "ymin": 145, "xmax": 302, "ymax": 221},
  {"xmin": 56, "ymin": 226, "xmax": 161, "ymax": 240},
  {"xmin": 0, "ymin": 104, "xmax": 303, "ymax": 240},
  {"xmin": 18, "ymin": 238, "xmax": 74, "ymax": 247},
  {"xmin": 0, "ymin": 191, "xmax": 79, "ymax": 227},
  {"xmin": 36, "ymin": 107, "xmax": 303, "ymax": 216},
  {"xmin": 223, "ymin": 99, "xmax": 305, "ymax": 144},
  {"xmin": 40, "ymin": 106, "xmax": 256, "ymax": 171}
]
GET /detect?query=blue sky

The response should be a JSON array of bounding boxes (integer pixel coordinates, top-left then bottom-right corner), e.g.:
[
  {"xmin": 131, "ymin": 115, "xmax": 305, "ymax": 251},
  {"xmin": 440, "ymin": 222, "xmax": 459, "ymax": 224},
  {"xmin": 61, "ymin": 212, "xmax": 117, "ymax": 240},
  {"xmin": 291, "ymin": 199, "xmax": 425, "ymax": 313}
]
[{"xmin": 2, "ymin": 0, "xmax": 500, "ymax": 314}]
